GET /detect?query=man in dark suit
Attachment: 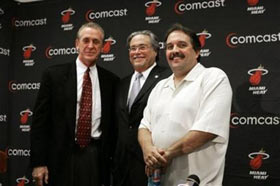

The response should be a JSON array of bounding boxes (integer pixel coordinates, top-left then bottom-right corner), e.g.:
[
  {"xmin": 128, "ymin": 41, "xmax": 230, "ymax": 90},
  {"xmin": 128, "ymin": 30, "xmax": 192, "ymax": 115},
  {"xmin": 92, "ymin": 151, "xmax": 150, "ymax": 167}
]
[
  {"xmin": 30, "ymin": 22, "xmax": 119, "ymax": 186},
  {"xmin": 113, "ymin": 30, "xmax": 171, "ymax": 186}
]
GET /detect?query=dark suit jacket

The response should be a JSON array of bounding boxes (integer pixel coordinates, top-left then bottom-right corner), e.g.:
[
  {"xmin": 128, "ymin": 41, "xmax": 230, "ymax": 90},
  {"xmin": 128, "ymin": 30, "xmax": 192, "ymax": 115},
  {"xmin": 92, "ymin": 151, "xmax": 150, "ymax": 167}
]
[
  {"xmin": 30, "ymin": 61, "xmax": 119, "ymax": 186},
  {"xmin": 113, "ymin": 65, "xmax": 171, "ymax": 186}
]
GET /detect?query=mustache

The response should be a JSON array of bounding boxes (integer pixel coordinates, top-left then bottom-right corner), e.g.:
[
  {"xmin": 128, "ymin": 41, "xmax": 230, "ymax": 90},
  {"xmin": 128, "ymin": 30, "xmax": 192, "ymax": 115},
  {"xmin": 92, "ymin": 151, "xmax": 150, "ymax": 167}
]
[{"xmin": 169, "ymin": 52, "xmax": 185, "ymax": 60}]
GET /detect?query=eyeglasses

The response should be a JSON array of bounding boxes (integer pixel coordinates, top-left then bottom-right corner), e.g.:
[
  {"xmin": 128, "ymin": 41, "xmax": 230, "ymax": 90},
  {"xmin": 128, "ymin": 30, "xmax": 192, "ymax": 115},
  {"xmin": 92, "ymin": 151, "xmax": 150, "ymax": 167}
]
[{"xmin": 129, "ymin": 44, "xmax": 151, "ymax": 52}]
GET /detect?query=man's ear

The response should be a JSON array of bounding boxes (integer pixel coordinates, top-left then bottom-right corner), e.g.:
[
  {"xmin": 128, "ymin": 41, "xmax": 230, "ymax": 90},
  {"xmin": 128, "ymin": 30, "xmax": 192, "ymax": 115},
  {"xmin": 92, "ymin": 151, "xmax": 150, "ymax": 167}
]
[
  {"xmin": 75, "ymin": 39, "xmax": 79, "ymax": 51},
  {"xmin": 195, "ymin": 50, "xmax": 200, "ymax": 58}
]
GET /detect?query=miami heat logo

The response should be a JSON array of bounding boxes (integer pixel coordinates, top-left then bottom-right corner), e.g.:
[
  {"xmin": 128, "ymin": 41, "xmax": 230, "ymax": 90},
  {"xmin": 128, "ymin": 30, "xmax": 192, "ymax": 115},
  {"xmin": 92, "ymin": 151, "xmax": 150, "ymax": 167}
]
[
  {"xmin": 145, "ymin": 0, "xmax": 162, "ymax": 16},
  {"xmin": 20, "ymin": 109, "xmax": 33, "ymax": 124},
  {"xmin": 61, "ymin": 8, "xmax": 75, "ymax": 24},
  {"xmin": 102, "ymin": 37, "xmax": 116, "ymax": 54},
  {"xmin": 101, "ymin": 37, "xmax": 116, "ymax": 61},
  {"xmin": 197, "ymin": 30, "xmax": 211, "ymax": 48},
  {"xmin": 248, "ymin": 65, "xmax": 268, "ymax": 86},
  {"xmin": 0, "ymin": 149, "xmax": 7, "ymax": 174},
  {"xmin": 16, "ymin": 177, "xmax": 29, "ymax": 186},
  {"xmin": 248, "ymin": 149, "xmax": 269, "ymax": 170},
  {"xmin": 247, "ymin": 0, "xmax": 259, "ymax": 6},
  {"xmin": 197, "ymin": 30, "xmax": 212, "ymax": 57},
  {"xmin": 246, "ymin": 0, "xmax": 264, "ymax": 14},
  {"xmin": 22, "ymin": 44, "xmax": 36, "ymax": 59}
]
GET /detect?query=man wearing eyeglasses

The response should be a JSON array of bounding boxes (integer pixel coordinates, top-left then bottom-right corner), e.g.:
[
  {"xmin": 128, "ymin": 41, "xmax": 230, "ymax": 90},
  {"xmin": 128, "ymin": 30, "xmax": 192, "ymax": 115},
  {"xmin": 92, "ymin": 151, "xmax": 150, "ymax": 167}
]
[{"xmin": 113, "ymin": 30, "xmax": 171, "ymax": 186}]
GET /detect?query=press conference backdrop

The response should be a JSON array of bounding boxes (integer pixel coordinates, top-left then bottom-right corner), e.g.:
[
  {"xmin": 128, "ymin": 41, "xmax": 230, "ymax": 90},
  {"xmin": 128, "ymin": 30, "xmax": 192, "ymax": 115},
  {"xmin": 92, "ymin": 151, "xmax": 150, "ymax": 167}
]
[{"xmin": 0, "ymin": 0, "xmax": 279, "ymax": 185}]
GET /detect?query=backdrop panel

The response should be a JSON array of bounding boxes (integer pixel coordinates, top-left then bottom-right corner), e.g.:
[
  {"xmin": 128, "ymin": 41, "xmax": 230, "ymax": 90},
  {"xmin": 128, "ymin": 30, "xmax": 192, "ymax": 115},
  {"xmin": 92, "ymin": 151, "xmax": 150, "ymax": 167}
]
[{"xmin": 0, "ymin": 0, "xmax": 279, "ymax": 185}]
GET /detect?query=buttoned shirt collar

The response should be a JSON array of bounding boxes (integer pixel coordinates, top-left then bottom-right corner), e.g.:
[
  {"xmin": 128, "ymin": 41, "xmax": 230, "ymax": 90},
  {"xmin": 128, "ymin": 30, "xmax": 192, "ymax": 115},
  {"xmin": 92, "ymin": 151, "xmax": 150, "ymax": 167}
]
[
  {"xmin": 76, "ymin": 58, "xmax": 96, "ymax": 73},
  {"xmin": 133, "ymin": 62, "xmax": 156, "ymax": 81}
]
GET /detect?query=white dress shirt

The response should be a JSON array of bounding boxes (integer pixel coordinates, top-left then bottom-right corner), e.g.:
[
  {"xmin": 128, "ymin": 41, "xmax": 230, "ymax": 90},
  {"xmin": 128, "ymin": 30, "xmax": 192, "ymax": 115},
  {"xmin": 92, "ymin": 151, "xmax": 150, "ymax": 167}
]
[
  {"xmin": 76, "ymin": 58, "xmax": 101, "ymax": 138},
  {"xmin": 139, "ymin": 63, "xmax": 232, "ymax": 186}
]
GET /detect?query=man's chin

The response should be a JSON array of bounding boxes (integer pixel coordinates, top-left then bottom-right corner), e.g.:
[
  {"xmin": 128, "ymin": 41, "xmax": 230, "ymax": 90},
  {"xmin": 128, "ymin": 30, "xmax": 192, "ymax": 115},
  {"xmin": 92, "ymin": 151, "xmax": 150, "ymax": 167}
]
[
  {"xmin": 168, "ymin": 62, "xmax": 183, "ymax": 69},
  {"xmin": 86, "ymin": 56, "xmax": 97, "ymax": 61},
  {"xmin": 81, "ymin": 57, "xmax": 97, "ymax": 65},
  {"xmin": 133, "ymin": 59, "xmax": 145, "ymax": 63},
  {"xmin": 133, "ymin": 62, "xmax": 144, "ymax": 68}
]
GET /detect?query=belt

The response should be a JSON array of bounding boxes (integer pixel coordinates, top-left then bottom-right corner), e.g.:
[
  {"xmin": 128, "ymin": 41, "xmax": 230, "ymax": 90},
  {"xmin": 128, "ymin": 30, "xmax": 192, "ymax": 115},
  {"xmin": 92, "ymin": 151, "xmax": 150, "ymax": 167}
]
[
  {"xmin": 89, "ymin": 138, "xmax": 101, "ymax": 145},
  {"xmin": 74, "ymin": 138, "xmax": 101, "ymax": 150}
]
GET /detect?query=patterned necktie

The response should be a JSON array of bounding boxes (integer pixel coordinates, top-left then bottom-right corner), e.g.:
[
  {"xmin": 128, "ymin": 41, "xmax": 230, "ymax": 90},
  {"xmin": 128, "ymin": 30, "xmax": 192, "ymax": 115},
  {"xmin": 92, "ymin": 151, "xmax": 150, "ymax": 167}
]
[
  {"xmin": 76, "ymin": 68, "xmax": 92, "ymax": 148},
  {"xmin": 128, "ymin": 73, "xmax": 142, "ymax": 112}
]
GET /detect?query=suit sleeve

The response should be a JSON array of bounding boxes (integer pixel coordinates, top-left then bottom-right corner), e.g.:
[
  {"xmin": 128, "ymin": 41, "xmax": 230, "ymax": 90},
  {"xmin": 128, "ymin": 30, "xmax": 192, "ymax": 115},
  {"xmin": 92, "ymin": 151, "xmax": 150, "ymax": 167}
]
[{"xmin": 30, "ymin": 68, "xmax": 52, "ymax": 168}]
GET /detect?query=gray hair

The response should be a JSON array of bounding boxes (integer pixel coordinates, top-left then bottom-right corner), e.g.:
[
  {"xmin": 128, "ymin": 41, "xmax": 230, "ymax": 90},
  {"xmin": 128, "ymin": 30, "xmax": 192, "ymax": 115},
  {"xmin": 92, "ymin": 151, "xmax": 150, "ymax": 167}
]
[
  {"xmin": 76, "ymin": 22, "xmax": 105, "ymax": 41},
  {"xmin": 127, "ymin": 30, "xmax": 160, "ymax": 61}
]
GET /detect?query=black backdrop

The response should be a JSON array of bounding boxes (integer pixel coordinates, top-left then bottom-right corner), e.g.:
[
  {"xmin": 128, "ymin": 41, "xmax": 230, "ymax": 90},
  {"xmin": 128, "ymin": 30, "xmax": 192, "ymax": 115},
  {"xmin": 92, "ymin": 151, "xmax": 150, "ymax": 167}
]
[{"xmin": 0, "ymin": 0, "xmax": 280, "ymax": 185}]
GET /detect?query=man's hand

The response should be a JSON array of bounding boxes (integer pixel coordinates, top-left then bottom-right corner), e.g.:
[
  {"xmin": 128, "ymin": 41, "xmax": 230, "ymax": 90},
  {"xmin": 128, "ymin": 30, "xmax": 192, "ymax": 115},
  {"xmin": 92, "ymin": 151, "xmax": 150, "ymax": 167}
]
[
  {"xmin": 32, "ymin": 166, "xmax": 49, "ymax": 186},
  {"xmin": 143, "ymin": 145, "xmax": 166, "ymax": 168},
  {"xmin": 138, "ymin": 128, "xmax": 168, "ymax": 172}
]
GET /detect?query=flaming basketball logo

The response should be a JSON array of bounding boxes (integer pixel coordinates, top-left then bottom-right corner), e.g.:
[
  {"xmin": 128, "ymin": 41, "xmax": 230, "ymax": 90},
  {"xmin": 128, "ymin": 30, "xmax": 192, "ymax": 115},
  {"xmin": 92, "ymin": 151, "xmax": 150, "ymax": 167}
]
[
  {"xmin": 248, "ymin": 65, "xmax": 268, "ymax": 86},
  {"xmin": 20, "ymin": 109, "xmax": 33, "ymax": 124},
  {"xmin": 24, "ymin": 47, "xmax": 32, "ymax": 59},
  {"xmin": 248, "ymin": 149, "xmax": 269, "ymax": 170},
  {"xmin": 23, "ymin": 44, "xmax": 36, "ymax": 59},
  {"xmin": 102, "ymin": 37, "xmax": 116, "ymax": 54},
  {"xmin": 61, "ymin": 8, "xmax": 75, "ymax": 24},
  {"xmin": 17, "ymin": 179, "xmax": 25, "ymax": 186},
  {"xmin": 145, "ymin": 0, "xmax": 162, "ymax": 16},
  {"xmin": 197, "ymin": 30, "xmax": 211, "ymax": 48},
  {"xmin": 247, "ymin": 0, "xmax": 259, "ymax": 6},
  {"xmin": 250, "ymin": 154, "xmax": 263, "ymax": 170},
  {"xmin": 16, "ymin": 177, "xmax": 29, "ymax": 186}
]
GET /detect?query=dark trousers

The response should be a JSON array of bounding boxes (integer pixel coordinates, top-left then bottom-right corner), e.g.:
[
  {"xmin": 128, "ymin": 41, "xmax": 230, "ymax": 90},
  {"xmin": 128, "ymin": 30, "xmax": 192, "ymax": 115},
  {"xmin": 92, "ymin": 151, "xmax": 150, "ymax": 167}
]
[
  {"xmin": 115, "ymin": 152, "xmax": 148, "ymax": 186},
  {"xmin": 64, "ymin": 139, "xmax": 101, "ymax": 186}
]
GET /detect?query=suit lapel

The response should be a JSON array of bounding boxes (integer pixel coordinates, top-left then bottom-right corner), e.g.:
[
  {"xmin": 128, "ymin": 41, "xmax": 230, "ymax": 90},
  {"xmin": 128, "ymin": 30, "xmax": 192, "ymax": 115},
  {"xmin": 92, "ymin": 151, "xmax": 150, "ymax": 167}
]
[
  {"xmin": 121, "ymin": 75, "xmax": 132, "ymax": 110},
  {"xmin": 64, "ymin": 62, "xmax": 77, "ymax": 139},
  {"xmin": 133, "ymin": 65, "xmax": 161, "ymax": 103},
  {"xmin": 97, "ymin": 66, "xmax": 107, "ymax": 111},
  {"xmin": 97, "ymin": 66, "xmax": 112, "ymax": 129}
]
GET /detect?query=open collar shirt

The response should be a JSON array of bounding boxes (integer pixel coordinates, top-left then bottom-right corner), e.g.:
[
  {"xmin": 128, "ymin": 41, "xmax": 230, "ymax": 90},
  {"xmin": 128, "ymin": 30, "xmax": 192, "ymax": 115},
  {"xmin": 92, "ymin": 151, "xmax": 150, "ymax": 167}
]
[{"xmin": 139, "ymin": 63, "xmax": 232, "ymax": 186}]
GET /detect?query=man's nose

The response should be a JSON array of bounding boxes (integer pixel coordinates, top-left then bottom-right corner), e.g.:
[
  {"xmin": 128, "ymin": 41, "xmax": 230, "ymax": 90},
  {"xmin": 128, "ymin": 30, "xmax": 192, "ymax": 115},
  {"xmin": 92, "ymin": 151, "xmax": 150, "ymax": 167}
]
[
  {"xmin": 88, "ymin": 41, "xmax": 94, "ymax": 48},
  {"xmin": 172, "ymin": 45, "xmax": 180, "ymax": 52},
  {"xmin": 134, "ymin": 47, "xmax": 142, "ymax": 53}
]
